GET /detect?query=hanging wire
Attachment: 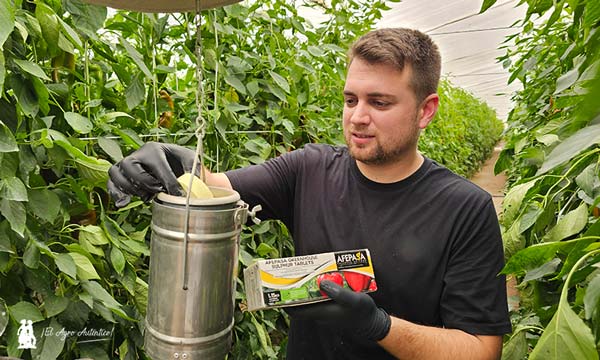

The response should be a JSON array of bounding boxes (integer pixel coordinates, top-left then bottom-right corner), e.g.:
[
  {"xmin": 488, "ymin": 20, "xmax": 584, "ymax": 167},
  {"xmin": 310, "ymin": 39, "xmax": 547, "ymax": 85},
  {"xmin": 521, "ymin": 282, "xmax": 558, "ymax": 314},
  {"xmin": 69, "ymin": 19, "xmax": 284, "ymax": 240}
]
[
  {"xmin": 182, "ymin": 0, "xmax": 208, "ymax": 290},
  {"xmin": 213, "ymin": 9, "xmax": 220, "ymax": 172},
  {"xmin": 149, "ymin": 13, "xmax": 160, "ymax": 141}
]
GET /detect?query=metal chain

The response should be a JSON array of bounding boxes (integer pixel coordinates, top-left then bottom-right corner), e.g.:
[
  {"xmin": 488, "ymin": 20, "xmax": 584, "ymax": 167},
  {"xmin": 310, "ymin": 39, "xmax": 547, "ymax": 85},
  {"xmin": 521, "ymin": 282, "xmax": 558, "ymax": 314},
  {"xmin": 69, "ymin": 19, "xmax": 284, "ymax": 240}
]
[{"xmin": 182, "ymin": 0, "xmax": 207, "ymax": 290}]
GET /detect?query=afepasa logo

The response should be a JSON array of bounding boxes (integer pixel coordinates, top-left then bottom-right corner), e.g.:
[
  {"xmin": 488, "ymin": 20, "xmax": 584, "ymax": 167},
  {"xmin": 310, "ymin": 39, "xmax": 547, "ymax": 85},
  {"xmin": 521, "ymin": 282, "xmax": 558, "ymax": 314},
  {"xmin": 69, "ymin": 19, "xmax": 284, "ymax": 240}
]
[{"xmin": 335, "ymin": 250, "xmax": 370, "ymax": 270}]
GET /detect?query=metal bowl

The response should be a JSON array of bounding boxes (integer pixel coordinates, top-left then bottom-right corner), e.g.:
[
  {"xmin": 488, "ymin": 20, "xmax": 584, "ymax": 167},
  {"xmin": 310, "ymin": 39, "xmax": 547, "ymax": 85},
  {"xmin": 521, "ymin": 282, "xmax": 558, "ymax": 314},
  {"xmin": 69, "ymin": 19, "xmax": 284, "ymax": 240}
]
[{"xmin": 81, "ymin": 0, "xmax": 241, "ymax": 12}]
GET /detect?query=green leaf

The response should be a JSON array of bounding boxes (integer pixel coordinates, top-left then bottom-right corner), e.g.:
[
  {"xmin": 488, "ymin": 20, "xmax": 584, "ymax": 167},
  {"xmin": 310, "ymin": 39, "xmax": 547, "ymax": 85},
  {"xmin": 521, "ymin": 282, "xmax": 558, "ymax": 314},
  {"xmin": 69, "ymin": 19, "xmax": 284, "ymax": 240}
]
[
  {"xmin": 13, "ymin": 59, "xmax": 51, "ymax": 82},
  {"xmin": 0, "ymin": 177, "xmax": 28, "ymax": 201},
  {"xmin": 538, "ymin": 123, "xmax": 600, "ymax": 174},
  {"xmin": 0, "ymin": 121, "xmax": 17, "ymax": 152},
  {"xmin": 23, "ymin": 240, "xmax": 40, "ymax": 269},
  {"xmin": 244, "ymin": 137, "xmax": 272, "ymax": 160},
  {"xmin": 44, "ymin": 294, "xmax": 70, "ymax": 318},
  {"xmin": 519, "ymin": 202, "xmax": 544, "ymax": 233},
  {"xmin": 36, "ymin": 318, "xmax": 66, "ymax": 359},
  {"xmin": 479, "ymin": 0, "xmax": 498, "ymax": 13},
  {"xmin": 529, "ymin": 298, "xmax": 598, "ymax": 359},
  {"xmin": 80, "ymin": 225, "xmax": 110, "ymax": 245},
  {"xmin": 239, "ymin": 248, "xmax": 254, "ymax": 267},
  {"xmin": 0, "ymin": 199, "xmax": 25, "ymax": 236},
  {"xmin": 307, "ymin": 45, "xmax": 325, "ymax": 57},
  {"xmin": 0, "ymin": 51, "xmax": 5, "ymax": 94},
  {"xmin": 35, "ymin": 2, "xmax": 60, "ymax": 56},
  {"xmin": 98, "ymin": 136, "xmax": 123, "ymax": 162},
  {"xmin": 79, "ymin": 342, "xmax": 110, "ymax": 360},
  {"xmin": 523, "ymin": 258, "xmax": 561, "ymax": 282},
  {"xmin": 250, "ymin": 312, "xmax": 270, "ymax": 353},
  {"xmin": 0, "ymin": 151, "xmax": 18, "ymax": 177},
  {"xmin": 502, "ymin": 179, "xmax": 537, "ymax": 223},
  {"xmin": 543, "ymin": 203, "xmax": 589, "ymax": 242},
  {"xmin": 64, "ymin": 112, "xmax": 93, "ymax": 134},
  {"xmin": 584, "ymin": 273, "xmax": 600, "ymax": 320},
  {"xmin": 554, "ymin": 67, "xmax": 579, "ymax": 94},
  {"xmin": 583, "ymin": 0, "xmax": 600, "ymax": 29},
  {"xmin": 110, "ymin": 247, "xmax": 125, "ymax": 275},
  {"xmin": 0, "ymin": 223, "xmax": 13, "ymax": 253},
  {"xmin": 109, "ymin": 127, "xmax": 143, "ymax": 149},
  {"xmin": 575, "ymin": 163, "xmax": 599, "ymax": 198},
  {"xmin": 256, "ymin": 242, "xmax": 278, "ymax": 257},
  {"xmin": 125, "ymin": 73, "xmax": 145, "ymax": 110},
  {"xmin": 501, "ymin": 331, "xmax": 527, "ymax": 360},
  {"xmin": 58, "ymin": 18, "xmax": 83, "ymax": 50},
  {"xmin": 502, "ymin": 241, "xmax": 572, "ymax": 275},
  {"xmin": 247, "ymin": 80, "xmax": 260, "ymax": 97},
  {"xmin": 225, "ymin": 75, "xmax": 247, "ymax": 95},
  {"xmin": 9, "ymin": 301, "xmax": 44, "ymax": 323},
  {"xmin": 119, "ymin": 37, "xmax": 152, "ymax": 79},
  {"xmin": 69, "ymin": 252, "xmax": 100, "ymax": 280},
  {"xmin": 10, "ymin": 76, "xmax": 38, "ymax": 116},
  {"xmin": 63, "ymin": 0, "xmax": 106, "ymax": 36},
  {"xmin": 48, "ymin": 132, "xmax": 111, "ymax": 185},
  {"xmin": 269, "ymin": 70, "xmax": 290, "ymax": 94},
  {"xmin": 0, "ymin": 298, "xmax": 8, "ymax": 336},
  {"xmin": 81, "ymin": 281, "xmax": 122, "ymax": 310},
  {"xmin": 28, "ymin": 188, "xmax": 61, "ymax": 223},
  {"xmin": 31, "ymin": 77, "xmax": 49, "ymax": 115},
  {"xmin": 0, "ymin": 0, "xmax": 15, "ymax": 49},
  {"xmin": 55, "ymin": 253, "xmax": 77, "ymax": 279}
]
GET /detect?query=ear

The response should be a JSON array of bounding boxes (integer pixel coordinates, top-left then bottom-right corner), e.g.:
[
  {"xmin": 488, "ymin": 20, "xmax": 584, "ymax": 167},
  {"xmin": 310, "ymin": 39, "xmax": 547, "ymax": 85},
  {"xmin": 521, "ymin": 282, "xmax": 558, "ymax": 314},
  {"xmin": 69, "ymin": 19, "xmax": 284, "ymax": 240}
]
[{"xmin": 417, "ymin": 93, "xmax": 439, "ymax": 129}]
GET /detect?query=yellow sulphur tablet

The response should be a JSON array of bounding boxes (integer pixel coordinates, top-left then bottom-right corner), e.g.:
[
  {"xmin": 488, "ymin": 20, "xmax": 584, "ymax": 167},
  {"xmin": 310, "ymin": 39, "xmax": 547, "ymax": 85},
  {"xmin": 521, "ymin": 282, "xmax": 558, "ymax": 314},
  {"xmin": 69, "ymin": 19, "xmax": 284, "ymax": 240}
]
[{"xmin": 177, "ymin": 173, "xmax": 214, "ymax": 199}]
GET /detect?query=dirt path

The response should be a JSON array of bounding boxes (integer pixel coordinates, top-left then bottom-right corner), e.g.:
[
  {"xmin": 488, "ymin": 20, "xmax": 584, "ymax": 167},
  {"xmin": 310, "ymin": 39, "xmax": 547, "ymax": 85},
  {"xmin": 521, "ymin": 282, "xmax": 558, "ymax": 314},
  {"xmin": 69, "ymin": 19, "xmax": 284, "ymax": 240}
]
[
  {"xmin": 469, "ymin": 142, "xmax": 519, "ymax": 312},
  {"xmin": 470, "ymin": 143, "xmax": 506, "ymax": 213}
]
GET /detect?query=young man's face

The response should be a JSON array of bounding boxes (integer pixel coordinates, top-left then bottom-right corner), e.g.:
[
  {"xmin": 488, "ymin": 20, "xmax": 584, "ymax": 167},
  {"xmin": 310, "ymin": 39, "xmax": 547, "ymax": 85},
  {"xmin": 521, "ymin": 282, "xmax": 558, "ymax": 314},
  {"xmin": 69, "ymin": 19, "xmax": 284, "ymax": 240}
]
[{"xmin": 342, "ymin": 58, "xmax": 433, "ymax": 166}]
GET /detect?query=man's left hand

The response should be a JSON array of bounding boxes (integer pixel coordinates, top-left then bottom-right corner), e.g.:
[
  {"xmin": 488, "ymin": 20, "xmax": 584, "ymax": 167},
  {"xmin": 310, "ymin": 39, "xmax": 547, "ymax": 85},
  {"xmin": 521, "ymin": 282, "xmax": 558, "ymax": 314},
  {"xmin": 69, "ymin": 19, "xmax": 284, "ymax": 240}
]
[{"xmin": 285, "ymin": 280, "xmax": 391, "ymax": 341}]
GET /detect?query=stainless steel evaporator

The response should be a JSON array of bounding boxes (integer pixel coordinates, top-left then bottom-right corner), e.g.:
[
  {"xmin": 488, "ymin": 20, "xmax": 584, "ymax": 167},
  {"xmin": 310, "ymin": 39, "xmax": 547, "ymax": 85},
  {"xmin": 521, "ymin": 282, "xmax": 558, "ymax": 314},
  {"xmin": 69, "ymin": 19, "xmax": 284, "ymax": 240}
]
[{"xmin": 145, "ymin": 189, "xmax": 248, "ymax": 359}]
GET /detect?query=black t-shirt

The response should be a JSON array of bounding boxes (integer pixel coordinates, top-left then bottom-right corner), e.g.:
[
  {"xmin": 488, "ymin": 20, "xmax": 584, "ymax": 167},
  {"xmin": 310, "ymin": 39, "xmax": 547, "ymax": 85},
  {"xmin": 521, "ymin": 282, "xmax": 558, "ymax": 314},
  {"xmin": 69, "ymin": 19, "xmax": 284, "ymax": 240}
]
[{"xmin": 226, "ymin": 144, "xmax": 511, "ymax": 360}]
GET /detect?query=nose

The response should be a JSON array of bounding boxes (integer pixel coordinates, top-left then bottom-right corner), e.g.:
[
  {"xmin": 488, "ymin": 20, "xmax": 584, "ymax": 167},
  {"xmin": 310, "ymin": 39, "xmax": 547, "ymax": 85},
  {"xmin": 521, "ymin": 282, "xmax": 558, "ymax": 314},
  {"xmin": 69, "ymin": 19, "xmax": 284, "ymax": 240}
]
[{"xmin": 348, "ymin": 102, "xmax": 371, "ymax": 125}]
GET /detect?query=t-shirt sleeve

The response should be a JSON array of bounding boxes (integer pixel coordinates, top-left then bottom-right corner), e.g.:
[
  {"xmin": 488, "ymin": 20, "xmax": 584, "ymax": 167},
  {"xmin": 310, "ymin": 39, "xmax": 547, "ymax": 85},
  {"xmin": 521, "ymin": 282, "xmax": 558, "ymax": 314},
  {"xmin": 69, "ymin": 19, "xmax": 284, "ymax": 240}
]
[
  {"xmin": 440, "ymin": 197, "xmax": 512, "ymax": 335},
  {"xmin": 224, "ymin": 149, "xmax": 302, "ymax": 228}
]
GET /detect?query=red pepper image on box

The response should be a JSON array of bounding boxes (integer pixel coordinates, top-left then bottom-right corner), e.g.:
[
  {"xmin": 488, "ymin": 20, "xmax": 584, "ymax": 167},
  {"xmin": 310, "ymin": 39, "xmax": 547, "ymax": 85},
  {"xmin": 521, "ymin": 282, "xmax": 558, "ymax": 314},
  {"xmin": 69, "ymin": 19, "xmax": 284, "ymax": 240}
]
[
  {"xmin": 343, "ymin": 271, "xmax": 372, "ymax": 292},
  {"xmin": 368, "ymin": 279, "xmax": 378, "ymax": 292},
  {"xmin": 316, "ymin": 272, "xmax": 344, "ymax": 297}
]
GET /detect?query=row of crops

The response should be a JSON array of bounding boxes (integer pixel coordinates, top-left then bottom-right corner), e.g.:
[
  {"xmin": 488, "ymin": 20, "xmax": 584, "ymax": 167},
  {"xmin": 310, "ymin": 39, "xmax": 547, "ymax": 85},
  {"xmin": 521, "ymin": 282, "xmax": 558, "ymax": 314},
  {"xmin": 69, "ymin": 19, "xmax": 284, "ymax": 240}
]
[
  {"xmin": 483, "ymin": 0, "xmax": 600, "ymax": 358},
  {"xmin": 0, "ymin": 0, "xmax": 502, "ymax": 358}
]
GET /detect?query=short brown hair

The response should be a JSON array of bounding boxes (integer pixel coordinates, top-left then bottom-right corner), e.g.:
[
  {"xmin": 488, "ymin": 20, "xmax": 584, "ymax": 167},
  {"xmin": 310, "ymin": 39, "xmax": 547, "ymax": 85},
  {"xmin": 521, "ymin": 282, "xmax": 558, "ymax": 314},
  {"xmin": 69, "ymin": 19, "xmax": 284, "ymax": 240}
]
[{"xmin": 348, "ymin": 28, "xmax": 441, "ymax": 103}]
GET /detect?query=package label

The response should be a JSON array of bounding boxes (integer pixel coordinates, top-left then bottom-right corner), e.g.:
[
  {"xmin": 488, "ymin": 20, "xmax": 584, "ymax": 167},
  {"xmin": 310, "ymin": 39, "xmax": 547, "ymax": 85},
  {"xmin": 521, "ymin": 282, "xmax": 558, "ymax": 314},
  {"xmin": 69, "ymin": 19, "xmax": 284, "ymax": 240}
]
[{"xmin": 244, "ymin": 249, "xmax": 377, "ymax": 311}]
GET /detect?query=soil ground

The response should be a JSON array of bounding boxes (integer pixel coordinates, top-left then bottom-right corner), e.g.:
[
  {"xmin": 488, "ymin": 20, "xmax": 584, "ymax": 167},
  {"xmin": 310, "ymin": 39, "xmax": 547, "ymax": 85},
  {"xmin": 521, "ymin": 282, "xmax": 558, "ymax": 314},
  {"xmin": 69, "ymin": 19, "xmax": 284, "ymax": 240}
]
[{"xmin": 469, "ymin": 142, "xmax": 520, "ymax": 312}]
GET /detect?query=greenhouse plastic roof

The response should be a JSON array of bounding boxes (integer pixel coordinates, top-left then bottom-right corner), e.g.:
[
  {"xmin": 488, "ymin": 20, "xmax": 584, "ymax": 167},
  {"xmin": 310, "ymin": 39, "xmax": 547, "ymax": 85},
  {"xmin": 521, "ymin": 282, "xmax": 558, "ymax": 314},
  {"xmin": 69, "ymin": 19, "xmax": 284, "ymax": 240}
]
[{"xmin": 376, "ymin": 0, "xmax": 527, "ymax": 120}]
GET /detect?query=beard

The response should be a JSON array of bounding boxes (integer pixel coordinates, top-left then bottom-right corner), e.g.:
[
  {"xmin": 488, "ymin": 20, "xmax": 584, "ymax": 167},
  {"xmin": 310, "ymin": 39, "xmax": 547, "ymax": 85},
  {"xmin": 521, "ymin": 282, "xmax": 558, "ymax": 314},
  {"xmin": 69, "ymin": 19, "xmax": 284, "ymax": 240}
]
[{"xmin": 345, "ymin": 116, "xmax": 420, "ymax": 165}]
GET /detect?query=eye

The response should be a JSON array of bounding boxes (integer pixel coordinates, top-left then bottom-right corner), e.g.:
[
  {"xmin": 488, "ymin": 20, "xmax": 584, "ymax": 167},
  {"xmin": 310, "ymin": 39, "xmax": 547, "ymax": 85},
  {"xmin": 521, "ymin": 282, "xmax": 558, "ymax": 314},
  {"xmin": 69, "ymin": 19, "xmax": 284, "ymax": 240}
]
[
  {"xmin": 344, "ymin": 97, "xmax": 357, "ymax": 107},
  {"xmin": 372, "ymin": 100, "xmax": 389, "ymax": 108}
]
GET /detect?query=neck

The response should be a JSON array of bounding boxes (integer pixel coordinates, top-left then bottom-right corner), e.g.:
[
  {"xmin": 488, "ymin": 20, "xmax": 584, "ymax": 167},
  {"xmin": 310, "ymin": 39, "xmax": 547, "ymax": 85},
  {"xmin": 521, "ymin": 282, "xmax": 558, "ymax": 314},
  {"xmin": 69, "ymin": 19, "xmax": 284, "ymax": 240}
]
[{"xmin": 356, "ymin": 152, "xmax": 424, "ymax": 184}]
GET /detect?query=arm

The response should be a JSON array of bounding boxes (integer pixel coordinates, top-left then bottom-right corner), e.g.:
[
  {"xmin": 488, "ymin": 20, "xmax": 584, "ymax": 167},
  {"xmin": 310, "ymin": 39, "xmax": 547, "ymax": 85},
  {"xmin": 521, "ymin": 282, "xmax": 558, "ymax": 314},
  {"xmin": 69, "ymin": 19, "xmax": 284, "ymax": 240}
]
[
  {"xmin": 287, "ymin": 280, "xmax": 503, "ymax": 360},
  {"xmin": 378, "ymin": 317, "xmax": 502, "ymax": 360}
]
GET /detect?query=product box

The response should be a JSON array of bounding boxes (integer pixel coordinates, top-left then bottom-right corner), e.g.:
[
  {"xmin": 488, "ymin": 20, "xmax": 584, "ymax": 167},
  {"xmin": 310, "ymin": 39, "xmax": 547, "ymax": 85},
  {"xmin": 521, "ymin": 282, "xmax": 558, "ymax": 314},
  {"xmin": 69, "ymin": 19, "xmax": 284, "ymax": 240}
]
[{"xmin": 244, "ymin": 249, "xmax": 377, "ymax": 311}]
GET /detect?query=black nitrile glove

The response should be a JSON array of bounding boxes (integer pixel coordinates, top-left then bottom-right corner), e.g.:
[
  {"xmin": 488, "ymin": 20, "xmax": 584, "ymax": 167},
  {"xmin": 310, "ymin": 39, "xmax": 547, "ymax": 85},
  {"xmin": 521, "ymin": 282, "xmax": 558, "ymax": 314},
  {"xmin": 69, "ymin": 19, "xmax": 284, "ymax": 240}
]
[
  {"xmin": 285, "ymin": 280, "xmax": 391, "ymax": 341},
  {"xmin": 107, "ymin": 142, "xmax": 198, "ymax": 207}
]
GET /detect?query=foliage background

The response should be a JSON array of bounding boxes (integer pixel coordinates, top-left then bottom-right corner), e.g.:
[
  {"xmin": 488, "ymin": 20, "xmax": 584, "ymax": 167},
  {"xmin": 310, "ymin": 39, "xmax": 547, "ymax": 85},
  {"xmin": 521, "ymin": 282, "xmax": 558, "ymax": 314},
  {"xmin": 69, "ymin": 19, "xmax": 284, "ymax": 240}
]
[
  {"xmin": 0, "ymin": 0, "xmax": 501, "ymax": 358},
  {"xmin": 481, "ymin": 0, "xmax": 600, "ymax": 358}
]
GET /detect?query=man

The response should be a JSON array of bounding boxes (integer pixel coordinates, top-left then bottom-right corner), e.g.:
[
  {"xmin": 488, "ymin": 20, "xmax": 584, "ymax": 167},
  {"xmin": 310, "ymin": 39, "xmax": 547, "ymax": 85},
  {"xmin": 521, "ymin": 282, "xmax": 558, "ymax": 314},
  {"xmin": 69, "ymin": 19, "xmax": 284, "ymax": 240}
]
[{"xmin": 108, "ymin": 28, "xmax": 511, "ymax": 359}]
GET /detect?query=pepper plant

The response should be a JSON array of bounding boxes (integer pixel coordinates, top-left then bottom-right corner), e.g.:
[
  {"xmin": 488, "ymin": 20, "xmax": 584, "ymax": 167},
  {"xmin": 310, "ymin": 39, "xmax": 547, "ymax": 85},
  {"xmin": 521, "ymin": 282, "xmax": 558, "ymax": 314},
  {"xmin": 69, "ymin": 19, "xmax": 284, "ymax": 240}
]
[
  {"xmin": 480, "ymin": 0, "xmax": 600, "ymax": 358},
  {"xmin": 0, "ymin": 0, "xmax": 501, "ymax": 358}
]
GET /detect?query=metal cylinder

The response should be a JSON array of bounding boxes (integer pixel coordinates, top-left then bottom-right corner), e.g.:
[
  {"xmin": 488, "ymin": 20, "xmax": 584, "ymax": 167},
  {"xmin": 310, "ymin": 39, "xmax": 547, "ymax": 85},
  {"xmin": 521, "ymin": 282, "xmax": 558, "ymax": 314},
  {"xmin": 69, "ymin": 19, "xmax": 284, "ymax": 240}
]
[{"xmin": 145, "ymin": 188, "xmax": 248, "ymax": 360}]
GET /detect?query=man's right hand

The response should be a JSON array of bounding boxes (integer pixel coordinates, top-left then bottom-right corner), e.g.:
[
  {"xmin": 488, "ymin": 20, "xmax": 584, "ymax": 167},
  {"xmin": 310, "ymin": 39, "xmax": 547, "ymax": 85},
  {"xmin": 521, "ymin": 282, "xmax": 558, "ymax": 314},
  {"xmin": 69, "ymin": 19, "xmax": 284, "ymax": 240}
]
[{"xmin": 107, "ymin": 142, "xmax": 198, "ymax": 207}]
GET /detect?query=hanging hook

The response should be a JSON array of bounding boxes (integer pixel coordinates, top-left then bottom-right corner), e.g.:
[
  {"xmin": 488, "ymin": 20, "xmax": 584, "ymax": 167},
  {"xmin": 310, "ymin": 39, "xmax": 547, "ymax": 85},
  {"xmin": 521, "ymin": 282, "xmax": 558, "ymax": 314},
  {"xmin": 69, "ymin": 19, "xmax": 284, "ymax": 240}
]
[{"xmin": 182, "ymin": 0, "xmax": 207, "ymax": 291}]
